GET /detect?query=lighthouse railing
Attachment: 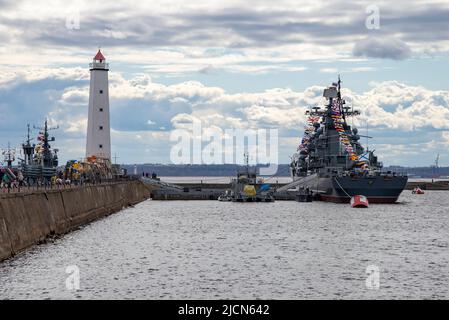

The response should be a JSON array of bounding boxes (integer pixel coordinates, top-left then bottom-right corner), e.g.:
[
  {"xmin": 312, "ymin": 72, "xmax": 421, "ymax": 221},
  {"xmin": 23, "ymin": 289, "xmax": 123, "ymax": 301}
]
[{"xmin": 89, "ymin": 62, "xmax": 109, "ymax": 69}]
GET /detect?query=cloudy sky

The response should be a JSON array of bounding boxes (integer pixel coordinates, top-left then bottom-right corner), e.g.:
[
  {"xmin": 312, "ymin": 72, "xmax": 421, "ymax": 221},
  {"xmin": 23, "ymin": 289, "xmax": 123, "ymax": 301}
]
[{"xmin": 1, "ymin": 0, "xmax": 449, "ymax": 166}]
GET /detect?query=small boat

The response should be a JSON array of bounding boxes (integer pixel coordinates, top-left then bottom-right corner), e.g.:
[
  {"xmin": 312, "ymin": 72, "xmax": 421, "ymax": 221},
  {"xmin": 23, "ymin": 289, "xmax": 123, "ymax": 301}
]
[
  {"xmin": 226, "ymin": 154, "xmax": 275, "ymax": 203},
  {"xmin": 412, "ymin": 187, "xmax": 425, "ymax": 195},
  {"xmin": 350, "ymin": 195, "xmax": 369, "ymax": 208},
  {"xmin": 218, "ymin": 190, "xmax": 232, "ymax": 202}
]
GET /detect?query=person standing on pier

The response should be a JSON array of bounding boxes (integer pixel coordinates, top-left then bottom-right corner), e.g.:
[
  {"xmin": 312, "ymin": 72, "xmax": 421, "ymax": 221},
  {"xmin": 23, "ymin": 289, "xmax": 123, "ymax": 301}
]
[{"xmin": 17, "ymin": 170, "xmax": 24, "ymax": 187}]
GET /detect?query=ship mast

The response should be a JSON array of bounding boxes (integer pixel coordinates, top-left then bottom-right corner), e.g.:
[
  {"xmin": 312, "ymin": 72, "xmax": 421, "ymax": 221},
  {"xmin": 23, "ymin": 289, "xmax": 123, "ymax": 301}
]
[
  {"xmin": 2, "ymin": 142, "xmax": 16, "ymax": 168},
  {"xmin": 244, "ymin": 152, "xmax": 250, "ymax": 176},
  {"xmin": 337, "ymin": 75, "xmax": 347, "ymax": 123},
  {"xmin": 34, "ymin": 119, "xmax": 59, "ymax": 167},
  {"xmin": 22, "ymin": 124, "xmax": 35, "ymax": 166}
]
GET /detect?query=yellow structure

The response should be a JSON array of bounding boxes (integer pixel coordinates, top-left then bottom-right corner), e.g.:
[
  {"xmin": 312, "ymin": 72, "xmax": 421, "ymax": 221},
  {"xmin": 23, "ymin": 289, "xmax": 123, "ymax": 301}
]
[{"xmin": 243, "ymin": 185, "xmax": 257, "ymax": 197}]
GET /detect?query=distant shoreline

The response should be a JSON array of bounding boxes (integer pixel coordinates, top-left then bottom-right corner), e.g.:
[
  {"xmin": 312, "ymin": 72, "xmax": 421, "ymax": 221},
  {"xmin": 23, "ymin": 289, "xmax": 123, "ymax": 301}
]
[
  {"xmin": 157, "ymin": 176, "xmax": 449, "ymax": 183},
  {"xmin": 122, "ymin": 164, "xmax": 449, "ymax": 179}
]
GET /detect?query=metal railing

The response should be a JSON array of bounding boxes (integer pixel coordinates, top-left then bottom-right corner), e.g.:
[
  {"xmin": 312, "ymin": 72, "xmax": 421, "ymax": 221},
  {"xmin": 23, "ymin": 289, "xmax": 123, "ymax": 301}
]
[
  {"xmin": 0, "ymin": 176, "xmax": 138, "ymax": 195},
  {"xmin": 89, "ymin": 62, "xmax": 109, "ymax": 69}
]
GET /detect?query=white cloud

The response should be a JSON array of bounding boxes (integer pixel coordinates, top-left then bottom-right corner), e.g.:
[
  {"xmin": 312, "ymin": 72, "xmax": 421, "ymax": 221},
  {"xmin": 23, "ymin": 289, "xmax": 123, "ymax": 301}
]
[
  {"xmin": 1, "ymin": 0, "xmax": 449, "ymax": 75},
  {"xmin": 65, "ymin": 118, "xmax": 87, "ymax": 134},
  {"xmin": 352, "ymin": 81, "xmax": 449, "ymax": 131},
  {"xmin": 1, "ymin": 67, "xmax": 449, "ymax": 165},
  {"xmin": 59, "ymin": 86, "xmax": 88, "ymax": 105},
  {"xmin": 320, "ymin": 68, "xmax": 339, "ymax": 73},
  {"xmin": 353, "ymin": 37, "xmax": 412, "ymax": 60}
]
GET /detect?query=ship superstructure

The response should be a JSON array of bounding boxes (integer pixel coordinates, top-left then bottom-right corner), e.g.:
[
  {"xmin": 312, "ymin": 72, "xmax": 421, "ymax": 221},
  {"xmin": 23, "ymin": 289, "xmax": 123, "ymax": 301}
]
[
  {"xmin": 287, "ymin": 77, "xmax": 407, "ymax": 203},
  {"xmin": 20, "ymin": 121, "xmax": 59, "ymax": 183}
]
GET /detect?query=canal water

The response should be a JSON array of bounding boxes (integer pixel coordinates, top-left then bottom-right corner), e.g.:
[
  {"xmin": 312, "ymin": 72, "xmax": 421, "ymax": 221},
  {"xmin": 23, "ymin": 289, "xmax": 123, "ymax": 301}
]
[{"xmin": 0, "ymin": 191, "xmax": 448, "ymax": 299}]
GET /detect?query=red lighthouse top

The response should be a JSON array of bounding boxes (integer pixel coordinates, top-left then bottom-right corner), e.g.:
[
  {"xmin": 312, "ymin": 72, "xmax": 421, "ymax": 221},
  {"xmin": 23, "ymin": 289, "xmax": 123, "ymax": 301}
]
[{"xmin": 94, "ymin": 49, "xmax": 105, "ymax": 61}]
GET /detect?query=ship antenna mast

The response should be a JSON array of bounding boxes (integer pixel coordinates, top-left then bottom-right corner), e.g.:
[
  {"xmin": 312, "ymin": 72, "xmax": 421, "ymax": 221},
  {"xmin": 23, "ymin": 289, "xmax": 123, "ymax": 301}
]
[
  {"xmin": 337, "ymin": 74, "xmax": 342, "ymax": 105},
  {"xmin": 337, "ymin": 74, "xmax": 341, "ymax": 96},
  {"xmin": 33, "ymin": 119, "xmax": 59, "ymax": 166},
  {"xmin": 337, "ymin": 75, "xmax": 347, "ymax": 122},
  {"xmin": 2, "ymin": 142, "xmax": 16, "ymax": 168},
  {"xmin": 366, "ymin": 120, "xmax": 369, "ymax": 151},
  {"xmin": 22, "ymin": 124, "xmax": 35, "ymax": 166}
]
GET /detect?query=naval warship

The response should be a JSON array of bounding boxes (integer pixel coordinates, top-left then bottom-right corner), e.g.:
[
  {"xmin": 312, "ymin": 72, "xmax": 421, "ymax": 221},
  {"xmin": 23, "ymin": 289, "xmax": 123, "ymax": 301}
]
[
  {"xmin": 20, "ymin": 121, "xmax": 59, "ymax": 184},
  {"xmin": 288, "ymin": 78, "xmax": 407, "ymax": 203}
]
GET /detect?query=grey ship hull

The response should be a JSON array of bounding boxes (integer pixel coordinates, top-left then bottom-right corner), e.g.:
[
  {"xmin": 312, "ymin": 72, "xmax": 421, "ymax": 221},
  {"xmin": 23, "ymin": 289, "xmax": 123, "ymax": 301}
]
[{"xmin": 294, "ymin": 174, "xmax": 408, "ymax": 203}]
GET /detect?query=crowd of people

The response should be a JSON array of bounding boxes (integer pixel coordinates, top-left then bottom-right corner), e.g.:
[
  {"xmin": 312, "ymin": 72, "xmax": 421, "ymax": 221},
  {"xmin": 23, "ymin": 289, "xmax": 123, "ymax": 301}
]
[
  {"xmin": 0, "ymin": 168, "xmax": 71, "ymax": 193},
  {"xmin": 0, "ymin": 169, "xmax": 25, "ymax": 192}
]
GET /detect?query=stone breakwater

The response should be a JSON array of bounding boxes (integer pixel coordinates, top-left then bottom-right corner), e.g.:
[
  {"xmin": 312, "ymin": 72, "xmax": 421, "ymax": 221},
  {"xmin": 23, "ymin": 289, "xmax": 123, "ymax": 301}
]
[{"xmin": 0, "ymin": 180, "xmax": 150, "ymax": 262}]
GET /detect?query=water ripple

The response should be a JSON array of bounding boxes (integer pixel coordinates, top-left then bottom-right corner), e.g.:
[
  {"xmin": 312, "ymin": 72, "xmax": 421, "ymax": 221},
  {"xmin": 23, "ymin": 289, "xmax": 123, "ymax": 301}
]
[{"xmin": 0, "ymin": 191, "xmax": 448, "ymax": 299}]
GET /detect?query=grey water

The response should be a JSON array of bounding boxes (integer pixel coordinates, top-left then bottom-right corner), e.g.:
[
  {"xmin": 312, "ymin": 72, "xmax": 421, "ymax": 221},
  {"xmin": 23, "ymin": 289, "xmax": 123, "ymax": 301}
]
[{"xmin": 0, "ymin": 191, "xmax": 448, "ymax": 299}]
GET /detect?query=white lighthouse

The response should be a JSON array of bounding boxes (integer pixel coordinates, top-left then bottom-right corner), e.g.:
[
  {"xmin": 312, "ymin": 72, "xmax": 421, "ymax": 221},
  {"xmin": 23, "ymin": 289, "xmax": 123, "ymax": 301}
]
[{"xmin": 86, "ymin": 49, "xmax": 111, "ymax": 161}]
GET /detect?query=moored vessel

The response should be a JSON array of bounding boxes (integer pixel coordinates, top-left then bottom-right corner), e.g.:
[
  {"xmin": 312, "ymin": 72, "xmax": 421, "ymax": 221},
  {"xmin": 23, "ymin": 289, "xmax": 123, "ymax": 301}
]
[
  {"xmin": 351, "ymin": 195, "xmax": 369, "ymax": 208},
  {"xmin": 220, "ymin": 154, "xmax": 275, "ymax": 202},
  {"xmin": 286, "ymin": 77, "xmax": 407, "ymax": 203},
  {"xmin": 20, "ymin": 121, "xmax": 59, "ymax": 184}
]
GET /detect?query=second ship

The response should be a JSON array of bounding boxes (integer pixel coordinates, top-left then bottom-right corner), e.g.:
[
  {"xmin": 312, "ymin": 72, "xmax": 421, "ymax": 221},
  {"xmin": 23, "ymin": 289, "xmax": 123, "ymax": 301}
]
[{"xmin": 283, "ymin": 77, "xmax": 408, "ymax": 203}]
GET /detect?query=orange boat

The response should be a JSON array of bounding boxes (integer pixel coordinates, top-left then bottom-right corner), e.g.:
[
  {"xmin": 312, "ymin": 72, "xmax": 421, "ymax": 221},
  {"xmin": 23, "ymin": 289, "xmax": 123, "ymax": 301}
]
[
  {"xmin": 351, "ymin": 195, "xmax": 369, "ymax": 208},
  {"xmin": 412, "ymin": 187, "xmax": 425, "ymax": 195}
]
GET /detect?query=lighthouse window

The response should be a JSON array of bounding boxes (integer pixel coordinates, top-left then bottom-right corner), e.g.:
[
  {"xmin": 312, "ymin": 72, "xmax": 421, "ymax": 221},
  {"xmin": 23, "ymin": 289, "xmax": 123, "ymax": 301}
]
[
  {"xmin": 99, "ymin": 90, "xmax": 103, "ymax": 94},
  {"xmin": 99, "ymin": 126, "xmax": 103, "ymax": 130},
  {"xmin": 99, "ymin": 108, "xmax": 103, "ymax": 112},
  {"xmin": 99, "ymin": 144, "xmax": 103, "ymax": 149}
]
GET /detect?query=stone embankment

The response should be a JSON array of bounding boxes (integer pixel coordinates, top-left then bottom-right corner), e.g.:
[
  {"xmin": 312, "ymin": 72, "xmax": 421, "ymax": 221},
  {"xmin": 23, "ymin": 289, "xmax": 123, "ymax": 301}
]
[{"xmin": 0, "ymin": 180, "xmax": 150, "ymax": 262}]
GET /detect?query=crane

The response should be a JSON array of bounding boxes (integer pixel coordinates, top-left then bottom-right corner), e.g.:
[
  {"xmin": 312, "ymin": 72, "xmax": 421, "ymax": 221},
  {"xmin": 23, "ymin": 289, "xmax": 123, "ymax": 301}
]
[{"xmin": 431, "ymin": 153, "xmax": 440, "ymax": 178}]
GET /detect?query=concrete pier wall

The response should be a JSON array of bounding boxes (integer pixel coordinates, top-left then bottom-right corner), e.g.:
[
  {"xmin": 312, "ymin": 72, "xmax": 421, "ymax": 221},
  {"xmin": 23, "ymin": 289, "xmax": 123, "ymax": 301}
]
[
  {"xmin": 147, "ymin": 180, "xmax": 449, "ymax": 201},
  {"xmin": 0, "ymin": 181, "xmax": 150, "ymax": 262}
]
